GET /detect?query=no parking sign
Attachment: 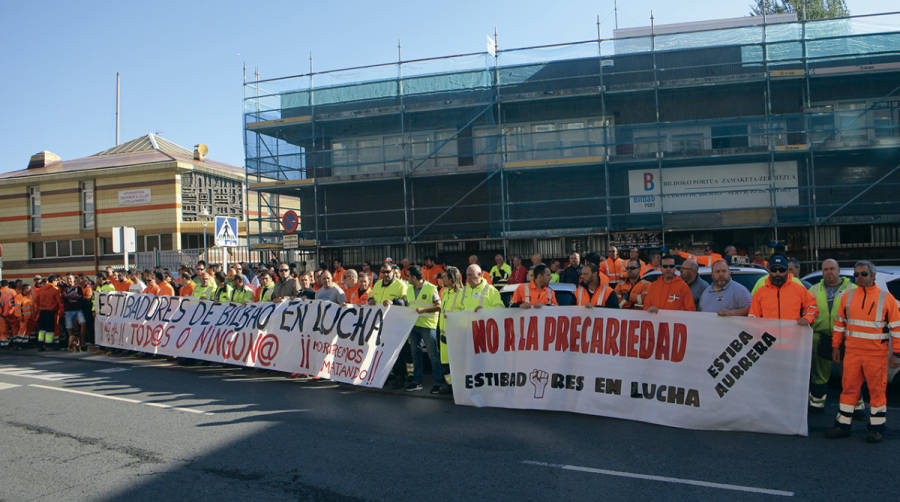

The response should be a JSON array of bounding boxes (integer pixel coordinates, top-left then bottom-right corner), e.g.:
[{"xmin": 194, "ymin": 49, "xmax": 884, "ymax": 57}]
[{"xmin": 282, "ymin": 210, "xmax": 299, "ymax": 234}]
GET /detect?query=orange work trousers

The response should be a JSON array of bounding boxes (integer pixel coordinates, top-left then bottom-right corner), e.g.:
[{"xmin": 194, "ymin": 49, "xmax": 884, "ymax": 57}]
[{"xmin": 840, "ymin": 350, "xmax": 888, "ymax": 409}]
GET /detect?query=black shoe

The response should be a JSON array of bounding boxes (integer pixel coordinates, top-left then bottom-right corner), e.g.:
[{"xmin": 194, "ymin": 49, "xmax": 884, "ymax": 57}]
[
  {"xmin": 439, "ymin": 383, "xmax": 452, "ymax": 395},
  {"xmin": 866, "ymin": 430, "xmax": 883, "ymax": 443},
  {"xmin": 825, "ymin": 426, "xmax": 851, "ymax": 439},
  {"xmin": 405, "ymin": 383, "xmax": 423, "ymax": 392},
  {"xmin": 430, "ymin": 386, "xmax": 441, "ymax": 395}
]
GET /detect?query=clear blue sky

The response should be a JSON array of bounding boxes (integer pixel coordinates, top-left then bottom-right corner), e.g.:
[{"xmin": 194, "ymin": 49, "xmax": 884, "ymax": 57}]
[{"xmin": 0, "ymin": 0, "xmax": 892, "ymax": 172}]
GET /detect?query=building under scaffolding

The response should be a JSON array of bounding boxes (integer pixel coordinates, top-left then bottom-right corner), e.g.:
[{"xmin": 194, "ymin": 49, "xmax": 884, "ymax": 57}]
[{"xmin": 244, "ymin": 12, "xmax": 900, "ymax": 269}]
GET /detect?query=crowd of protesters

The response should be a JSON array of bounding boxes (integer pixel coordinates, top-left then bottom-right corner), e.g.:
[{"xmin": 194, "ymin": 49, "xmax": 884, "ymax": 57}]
[{"xmin": 2, "ymin": 243, "xmax": 898, "ymax": 442}]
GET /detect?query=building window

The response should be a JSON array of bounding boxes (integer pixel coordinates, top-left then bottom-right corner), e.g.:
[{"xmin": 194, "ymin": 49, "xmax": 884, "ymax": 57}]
[
  {"xmin": 29, "ymin": 186, "xmax": 40, "ymax": 233},
  {"xmin": 81, "ymin": 180, "xmax": 94, "ymax": 229},
  {"xmin": 99, "ymin": 237, "xmax": 112, "ymax": 255},
  {"xmin": 145, "ymin": 234, "xmax": 161, "ymax": 252},
  {"xmin": 29, "ymin": 238, "xmax": 97, "ymax": 259}
]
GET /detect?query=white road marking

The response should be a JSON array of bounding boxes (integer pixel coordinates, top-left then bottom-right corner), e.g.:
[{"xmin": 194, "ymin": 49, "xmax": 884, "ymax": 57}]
[
  {"xmin": 0, "ymin": 368, "xmax": 77, "ymax": 381},
  {"xmin": 521, "ymin": 460, "xmax": 794, "ymax": 497},
  {"xmin": 95, "ymin": 368, "xmax": 129, "ymax": 374},
  {"xmin": 32, "ymin": 361, "xmax": 62, "ymax": 366},
  {"xmin": 29, "ymin": 384, "xmax": 212, "ymax": 416},
  {"xmin": 0, "ymin": 382, "xmax": 22, "ymax": 391}
]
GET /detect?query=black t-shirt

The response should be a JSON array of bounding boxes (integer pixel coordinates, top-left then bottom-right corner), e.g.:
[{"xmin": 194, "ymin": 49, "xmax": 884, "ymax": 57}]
[{"xmin": 62, "ymin": 285, "xmax": 84, "ymax": 311}]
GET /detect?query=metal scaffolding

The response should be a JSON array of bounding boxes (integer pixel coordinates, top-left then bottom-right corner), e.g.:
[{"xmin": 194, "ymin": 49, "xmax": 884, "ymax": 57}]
[{"xmin": 243, "ymin": 11, "xmax": 900, "ymax": 265}]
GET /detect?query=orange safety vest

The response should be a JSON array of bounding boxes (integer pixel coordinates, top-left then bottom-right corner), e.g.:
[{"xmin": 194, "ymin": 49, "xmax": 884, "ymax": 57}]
[
  {"xmin": 511, "ymin": 282, "xmax": 557, "ymax": 306},
  {"xmin": 346, "ymin": 287, "xmax": 370, "ymax": 305},
  {"xmin": 615, "ymin": 279, "xmax": 652, "ymax": 309},
  {"xmin": 833, "ymin": 285, "xmax": 900, "ymax": 353},
  {"xmin": 0, "ymin": 287, "xmax": 15, "ymax": 316},
  {"xmin": 599, "ymin": 258, "xmax": 625, "ymax": 283},
  {"xmin": 574, "ymin": 284, "xmax": 613, "ymax": 307},
  {"xmin": 16, "ymin": 295, "xmax": 34, "ymax": 321}
]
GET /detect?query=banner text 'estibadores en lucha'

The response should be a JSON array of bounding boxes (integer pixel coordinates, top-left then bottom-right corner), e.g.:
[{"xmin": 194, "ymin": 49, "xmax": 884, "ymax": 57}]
[{"xmin": 445, "ymin": 306, "xmax": 812, "ymax": 436}]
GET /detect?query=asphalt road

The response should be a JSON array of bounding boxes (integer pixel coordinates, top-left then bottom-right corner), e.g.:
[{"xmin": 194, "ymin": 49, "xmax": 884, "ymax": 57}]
[{"xmin": 0, "ymin": 348, "xmax": 896, "ymax": 501}]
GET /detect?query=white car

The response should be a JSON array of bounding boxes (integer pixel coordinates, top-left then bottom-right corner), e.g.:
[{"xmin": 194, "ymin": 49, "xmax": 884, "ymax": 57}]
[
  {"xmin": 640, "ymin": 265, "xmax": 768, "ymax": 293},
  {"xmin": 802, "ymin": 267, "xmax": 900, "ymax": 385}
]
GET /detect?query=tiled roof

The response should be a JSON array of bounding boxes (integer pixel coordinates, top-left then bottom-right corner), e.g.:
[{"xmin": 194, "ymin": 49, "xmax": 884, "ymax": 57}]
[{"xmin": 92, "ymin": 133, "xmax": 194, "ymax": 157}]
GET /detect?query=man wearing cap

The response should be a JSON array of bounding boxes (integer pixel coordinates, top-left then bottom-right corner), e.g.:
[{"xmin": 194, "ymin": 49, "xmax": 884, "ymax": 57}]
[{"xmin": 749, "ymin": 255, "xmax": 818, "ymax": 325}]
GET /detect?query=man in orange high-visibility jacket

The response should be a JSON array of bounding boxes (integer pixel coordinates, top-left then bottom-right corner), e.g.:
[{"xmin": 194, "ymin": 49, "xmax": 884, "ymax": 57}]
[
  {"xmin": 15, "ymin": 284, "xmax": 37, "ymax": 343},
  {"xmin": 574, "ymin": 262, "xmax": 618, "ymax": 309},
  {"xmin": 644, "ymin": 255, "xmax": 696, "ymax": 313},
  {"xmin": 599, "ymin": 246, "xmax": 626, "ymax": 286},
  {"xmin": 0, "ymin": 280, "xmax": 16, "ymax": 346},
  {"xmin": 616, "ymin": 259, "xmax": 652, "ymax": 309},
  {"xmin": 825, "ymin": 261, "xmax": 900, "ymax": 443},
  {"xmin": 35, "ymin": 275, "xmax": 63, "ymax": 350},
  {"xmin": 510, "ymin": 264, "xmax": 557, "ymax": 308},
  {"xmin": 748, "ymin": 255, "xmax": 817, "ymax": 324}
]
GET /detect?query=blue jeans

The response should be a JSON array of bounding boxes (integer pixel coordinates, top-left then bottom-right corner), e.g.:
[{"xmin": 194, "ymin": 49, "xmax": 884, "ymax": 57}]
[{"xmin": 409, "ymin": 326, "xmax": 443, "ymax": 386}]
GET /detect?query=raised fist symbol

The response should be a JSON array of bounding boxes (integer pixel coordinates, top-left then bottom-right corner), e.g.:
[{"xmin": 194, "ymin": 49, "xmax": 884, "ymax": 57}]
[{"xmin": 530, "ymin": 369, "xmax": 549, "ymax": 399}]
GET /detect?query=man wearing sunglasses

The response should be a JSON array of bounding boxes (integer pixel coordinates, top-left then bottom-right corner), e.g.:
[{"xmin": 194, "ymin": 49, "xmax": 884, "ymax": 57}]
[
  {"xmin": 826, "ymin": 261, "xmax": 900, "ymax": 443},
  {"xmin": 748, "ymin": 255, "xmax": 818, "ymax": 325},
  {"xmin": 644, "ymin": 255, "xmax": 695, "ymax": 313},
  {"xmin": 615, "ymin": 259, "xmax": 652, "ymax": 309},
  {"xmin": 271, "ymin": 265, "xmax": 300, "ymax": 302}
]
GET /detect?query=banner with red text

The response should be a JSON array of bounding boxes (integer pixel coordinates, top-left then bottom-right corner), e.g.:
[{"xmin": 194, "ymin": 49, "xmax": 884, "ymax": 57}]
[
  {"xmin": 94, "ymin": 293, "xmax": 418, "ymax": 388},
  {"xmin": 445, "ymin": 307, "xmax": 812, "ymax": 435}
]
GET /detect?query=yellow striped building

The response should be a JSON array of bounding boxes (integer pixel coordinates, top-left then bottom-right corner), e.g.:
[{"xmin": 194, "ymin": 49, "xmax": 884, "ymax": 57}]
[{"xmin": 0, "ymin": 134, "xmax": 280, "ymax": 280}]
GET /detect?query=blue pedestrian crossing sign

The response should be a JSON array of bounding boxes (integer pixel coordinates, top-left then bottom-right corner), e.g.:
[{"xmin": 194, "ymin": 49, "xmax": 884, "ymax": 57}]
[{"xmin": 215, "ymin": 216, "xmax": 239, "ymax": 247}]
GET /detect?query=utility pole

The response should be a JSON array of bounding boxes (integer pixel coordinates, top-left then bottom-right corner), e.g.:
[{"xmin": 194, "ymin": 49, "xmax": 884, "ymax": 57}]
[{"xmin": 115, "ymin": 72, "xmax": 120, "ymax": 145}]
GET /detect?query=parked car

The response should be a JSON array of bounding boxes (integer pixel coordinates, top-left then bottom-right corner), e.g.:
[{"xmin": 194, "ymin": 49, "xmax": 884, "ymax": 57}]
[{"xmin": 498, "ymin": 282, "xmax": 577, "ymax": 307}]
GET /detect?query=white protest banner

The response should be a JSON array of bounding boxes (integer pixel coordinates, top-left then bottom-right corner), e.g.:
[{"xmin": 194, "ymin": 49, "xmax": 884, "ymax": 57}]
[
  {"xmin": 445, "ymin": 307, "xmax": 812, "ymax": 436},
  {"xmin": 94, "ymin": 293, "xmax": 418, "ymax": 388}
]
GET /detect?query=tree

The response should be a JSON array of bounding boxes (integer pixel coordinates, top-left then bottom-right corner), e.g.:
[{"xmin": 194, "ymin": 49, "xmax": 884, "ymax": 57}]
[{"xmin": 749, "ymin": 0, "xmax": 849, "ymax": 20}]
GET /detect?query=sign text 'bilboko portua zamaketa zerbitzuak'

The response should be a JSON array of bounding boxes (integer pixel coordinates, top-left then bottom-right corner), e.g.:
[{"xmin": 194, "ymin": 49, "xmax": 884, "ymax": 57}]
[
  {"xmin": 94, "ymin": 293, "xmax": 418, "ymax": 388},
  {"xmin": 445, "ymin": 307, "xmax": 812, "ymax": 436}
]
